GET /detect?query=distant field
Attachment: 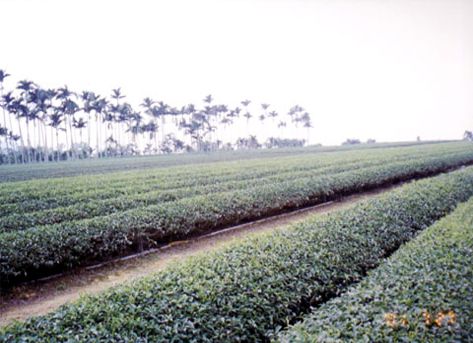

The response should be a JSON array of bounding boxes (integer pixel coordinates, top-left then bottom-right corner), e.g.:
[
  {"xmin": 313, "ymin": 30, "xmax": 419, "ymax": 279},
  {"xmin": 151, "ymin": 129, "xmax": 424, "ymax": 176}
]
[
  {"xmin": 0, "ymin": 140, "xmax": 452, "ymax": 182},
  {"xmin": 0, "ymin": 141, "xmax": 472, "ymax": 288}
]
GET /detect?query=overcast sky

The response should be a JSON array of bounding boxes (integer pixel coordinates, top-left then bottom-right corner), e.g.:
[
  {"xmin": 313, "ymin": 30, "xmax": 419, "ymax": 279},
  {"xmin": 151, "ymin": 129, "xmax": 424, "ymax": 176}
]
[{"xmin": 1, "ymin": 0, "xmax": 472, "ymax": 145}]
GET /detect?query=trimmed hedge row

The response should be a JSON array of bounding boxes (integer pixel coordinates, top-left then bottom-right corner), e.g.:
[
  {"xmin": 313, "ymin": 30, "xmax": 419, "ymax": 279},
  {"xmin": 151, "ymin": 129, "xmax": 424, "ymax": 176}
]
[
  {"xmin": 0, "ymin": 140, "xmax": 452, "ymax": 183},
  {"xmin": 277, "ymin": 196, "xmax": 473, "ymax": 342},
  {"xmin": 1, "ymin": 153, "xmax": 473, "ymax": 286},
  {"xmin": 1, "ymin": 152, "xmax": 473, "ymax": 286},
  {"xmin": 0, "ymin": 151, "xmax": 444, "ymax": 231},
  {"xmin": 0, "ymin": 145, "xmax": 370, "ymax": 203},
  {"xmin": 1, "ymin": 167, "xmax": 473, "ymax": 342},
  {"xmin": 2, "ymin": 142, "xmax": 470, "ymax": 207},
  {"xmin": 0, "ymin": 143, "xmax": 450, "ymax": 215},
  {"xmin": 0, "ymin": 151, "xmax": 378, "ymax": 214},
  {"xmin": 0, "ymin": 141, "xmax": 377, "ymax": 183}
]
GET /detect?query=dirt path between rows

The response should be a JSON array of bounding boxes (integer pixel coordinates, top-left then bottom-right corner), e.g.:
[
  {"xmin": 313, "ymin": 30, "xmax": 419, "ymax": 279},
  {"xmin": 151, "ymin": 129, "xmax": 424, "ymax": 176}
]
[{"xmin": 0, "ymin": 184, "xmax": 400, "ymax": 327}]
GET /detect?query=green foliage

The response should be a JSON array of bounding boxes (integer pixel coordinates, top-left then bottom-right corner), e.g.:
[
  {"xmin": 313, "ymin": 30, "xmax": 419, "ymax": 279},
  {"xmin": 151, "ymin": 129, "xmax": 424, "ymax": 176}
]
[
  {"xmin": 1, "ymin": 143, "xmax": 468, "ymax": 230},
  {"xmin": 0, "ymin": 140, "xmax": 457, "ymax": 182},
  {"xmin": 1, "ymin": 144, "xmax": 473, "ymax": 286},
  {"xmin": 277, "ymin": 197, "xmax": 473, "ymax": 343},
  {"xmin": 1, "ymin": 167, "xmax": 473, "ymax": 341},
  {"xmin": 0, "ymin": 144, "xmax": 436, "ymax": 219},
  {"xmin": 1, "ymin": 142, "xmax": 441, "ymax": 207}
]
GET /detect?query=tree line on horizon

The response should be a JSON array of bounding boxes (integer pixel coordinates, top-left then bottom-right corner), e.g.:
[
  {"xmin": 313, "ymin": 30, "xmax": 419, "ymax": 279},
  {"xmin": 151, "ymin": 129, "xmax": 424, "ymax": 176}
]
[{"xmin": 0, "ymin": 69, "xmax": 312, "ymax": 164}]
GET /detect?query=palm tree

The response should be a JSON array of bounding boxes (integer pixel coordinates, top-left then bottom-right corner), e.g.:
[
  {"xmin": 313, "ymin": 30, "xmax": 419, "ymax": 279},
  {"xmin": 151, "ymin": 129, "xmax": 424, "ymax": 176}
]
[
  {"xmin": 17, "ymin": 80, "xmax": 36, "ymax": 162},
  {"xmin": 110, "ymin": 88, "xmax": 125, "ymax": 148},
  {"xmin": 202, "ymin": 98, "xmax": 225, "ymax": 144},
  {"xmin": 277, "ymin": 120, "xmax": 286, "ymax": 137},
  {"xmin": 55, "ymin": 87, "xmax": 70, "ymax": 154},
  {"xmin": 141, "ymin": 97, "xmax": 158, "ymax": 151},
  {"xmin": 126, "ymin": 110, "xmax": 143, "ymax": 152},
  {"xmin": 73, "ymin": 117, "xmax": 87, "ymax": 157},
  {"xmin": 81, "ymin": 91, "xmax": 98, "ymax": 150},
  {"xmin": 30, "ymin": 87, "xmax": 51, "ymax": 162},
  {"xmin": 203, "ymin": 94, "xmax": 213, "ymax": 105},
  {"xmin": 257, "ymin": 104, "xmax": 270, "ymax": 142},
  {"xmin": 56, "ymin": 86, "xmax": 79, "ymax": 159},
  {"xmin": 2, "ymin": 91, "xmax": 17, "ymax": 160},
  {"xmin": 261, "ymin": 103, "xmax": 270, "ymax": 119},
  {"xmin": 186, "ymin": 117, "xmax": 204, "ymax": 150},
  {"xmin": 220, "ymin": 109, "xmax": 235, "ymax": 142},
  {"xmin": 0, "ymin": 125, "xmax": 8, "ymax": 162},
  {"xmin": 48, "ymin": 111, "xmax": 63, "ymax": 161},
  {"xmin": 301, "ymin": 112, "xmax": 312, "ymax": 144},
  {"xmin": 8, "ymin": 131, "xmax": 20, "ymax": 163},
  {"xmin": 42, "ymin": 89, "xmax": 58, "ymax": 161},
  {"xmin": 288, "ymin": 105, "xmax": 304, "ymax": 125},
  {"xmin": 156, "ymin": 101, "xmax": 169, "ymax": 145},
  {"xmin": 179, "ymin": 104, "xmax": 196, "ymax": 147},
  {"xmin": 214, "ymin": 104, "xmax": 228, "ymax": 143},
  {"xmin": 141, "ymin": 97, "xmax": 154, "ymax": 113},
  {"xmin": 241, "ymin": 99, "xmax": 252, "ymax": 131},
  {"xmin": 2, "ymin": 92, "xmax": 25, "ymax": 162},
  {"xmin": 142, "ymin": 120, "xmax": 158, "ymax": 154},
  {"xmin": 111, "ymin": 88, "xmax": 125, "ymax": 104},
  {"xmin": 200, "ymin": 98, "xmax": 218, "ymax": 146},
  {"xmin": 114, "ymin": 103, "xmax": 129, "ymax": 148},
  {"xmin": 0, "ymin": 69, "xmax": 318, "ymax": 160},
  {"xmin": 268, "ymin": 110, "xmax": 278, "ymax": 121},
  {"xmin": 0, "ymin": 70, "xmax": 11, "ymax": 162},
  {"xmin": 103, "ymin": 109, "xmax": 115, "ymax": 155},
  {"xmin": 258, "ymin": 103, "xmax": 269, "ymax": 138},
  {"xmin": 94, "ymin": 97, "xmax": 108, "ymax": 157},
  {"xmin": 287, "ymin": 105, "xmax": 306, "ymax": 141}
]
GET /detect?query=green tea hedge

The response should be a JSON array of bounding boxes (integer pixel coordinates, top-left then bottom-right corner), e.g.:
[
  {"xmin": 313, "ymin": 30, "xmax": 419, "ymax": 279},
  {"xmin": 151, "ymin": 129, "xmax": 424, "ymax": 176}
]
[
  {"xmin": 0, "ymin": 142, "xmax": 452, "ymax": 217},
  {"xmin": 1, "ymin": 151, "xmax": 472, "ymax": 286},
  {"xmin": 277, "ymin": 196, "xmax": 473, "ymax": 342},
  {"xmin": 0, "ymin": 156, "xmax": 402, "ymax": 232},
  {"xmin": 0, "ymin": 140, "xmax": 455, "ymax": 183},
  {"xmin": 1, "ymin": 167, "xmax": 473, "ymax": 342}
]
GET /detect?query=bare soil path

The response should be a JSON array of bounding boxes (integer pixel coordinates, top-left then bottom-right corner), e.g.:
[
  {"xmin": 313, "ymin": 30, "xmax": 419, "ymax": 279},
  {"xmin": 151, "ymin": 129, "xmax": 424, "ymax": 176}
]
[{"xmin": 0, "ymin": 184, "xmax": 399, "ymax": 327}]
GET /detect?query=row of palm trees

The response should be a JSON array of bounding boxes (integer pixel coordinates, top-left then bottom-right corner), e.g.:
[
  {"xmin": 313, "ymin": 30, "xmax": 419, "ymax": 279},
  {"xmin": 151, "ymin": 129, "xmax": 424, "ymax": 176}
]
[{"xmin": 0, "ymin": 69, "xmax": 312, "ymax": 164}]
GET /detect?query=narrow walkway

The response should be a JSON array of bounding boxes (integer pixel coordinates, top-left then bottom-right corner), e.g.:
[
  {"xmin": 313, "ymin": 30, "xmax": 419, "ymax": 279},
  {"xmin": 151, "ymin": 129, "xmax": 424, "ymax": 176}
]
[{"xmin": 0, "ymin": 184, "xmax": 399, "ymax": 327}]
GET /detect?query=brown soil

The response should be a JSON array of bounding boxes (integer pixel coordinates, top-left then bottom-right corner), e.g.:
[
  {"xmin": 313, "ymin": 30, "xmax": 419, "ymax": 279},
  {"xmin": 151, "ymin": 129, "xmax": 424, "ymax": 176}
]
[{"xmin": 0, "ymin": 184, "xmax": 399, "ymax": 327}]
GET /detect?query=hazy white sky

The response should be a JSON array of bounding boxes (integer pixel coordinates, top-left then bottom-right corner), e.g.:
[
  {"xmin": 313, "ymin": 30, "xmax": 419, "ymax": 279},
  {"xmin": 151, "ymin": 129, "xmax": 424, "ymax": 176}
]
[{"xmin": 1, "ymin": 0, "xmax": 472, "ymax": 145}]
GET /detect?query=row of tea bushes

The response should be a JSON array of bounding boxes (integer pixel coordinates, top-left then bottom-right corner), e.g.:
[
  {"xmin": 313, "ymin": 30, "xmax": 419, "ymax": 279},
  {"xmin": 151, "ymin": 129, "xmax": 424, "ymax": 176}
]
[
  {"xmin": 0, "ymin": 156, "xmax": 409, "ymax": 231},
  {"xmin": 1, "ymin": 167, "xmax": 473, "ymax": 341},
  {"xmin": 277, "ymin": 196, "xmax": 473, "ymax": 342},
  {"xmin": 1, "ymin": 153, "xmax": 473, "ymax": 286},
  {"xmin": 0, "ymin": 142, "xmax": 457, "ymax": 215},
  {"xmin": 0, "ymin": 140, "xmax": 452, "ymax": 183},
  {"xmin": 1, "ymin": 143, "xmax": 401, "ymax": 203}
]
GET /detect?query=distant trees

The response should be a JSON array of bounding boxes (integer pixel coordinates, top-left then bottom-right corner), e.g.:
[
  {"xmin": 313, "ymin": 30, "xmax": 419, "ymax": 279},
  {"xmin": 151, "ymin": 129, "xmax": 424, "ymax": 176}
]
[
  {"xmin": 464, "ymin": 130, "xmax": 473, "ymax": 141},
  {"xmin": 342, "ymin": 138, "xmax": 361, "ymax": 145},
  {"xmin": 0, "ymin": 69, "xmax": 314, "ymax": 164},
  {"xmin": 235, "ymin": 135, "xmax": 261, "ymax": 150},
  {"xmin": 265, "ymin": 137, "xmax": 305, "ymax": 149},
  {"xmin": 342, "ymin": 138, "xmax": 379, "ymax": 146}
]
